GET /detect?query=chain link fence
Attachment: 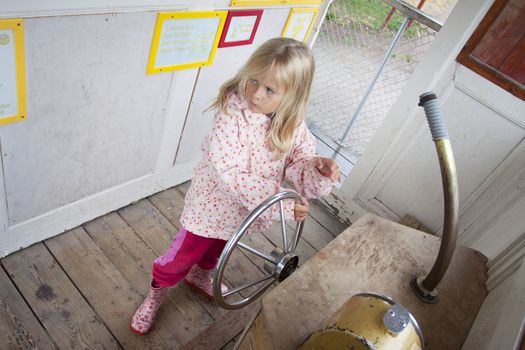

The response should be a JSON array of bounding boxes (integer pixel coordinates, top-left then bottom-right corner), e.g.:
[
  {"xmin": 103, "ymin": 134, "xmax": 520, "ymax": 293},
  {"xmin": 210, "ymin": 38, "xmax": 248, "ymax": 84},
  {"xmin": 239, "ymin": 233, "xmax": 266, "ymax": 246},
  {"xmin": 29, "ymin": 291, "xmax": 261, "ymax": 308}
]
[{"xmin": 307, "ymin": 0, "xmax": 457, "ymax": 157}]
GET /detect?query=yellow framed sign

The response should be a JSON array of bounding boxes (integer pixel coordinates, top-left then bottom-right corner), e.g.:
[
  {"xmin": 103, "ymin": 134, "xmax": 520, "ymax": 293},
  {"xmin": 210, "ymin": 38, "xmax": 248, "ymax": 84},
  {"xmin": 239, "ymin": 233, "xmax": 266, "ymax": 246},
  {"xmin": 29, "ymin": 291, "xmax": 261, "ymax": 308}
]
[
  {"xmin": 0, "ymin": 19, "xmax": 26, "ymax": 125},
  {"xmin": 282, "ymin": 8, "xmax": 319, "ymax": 43},
  {"xmin": 147, "ymin": 11, "xmax": 227, "ymax": 74}
]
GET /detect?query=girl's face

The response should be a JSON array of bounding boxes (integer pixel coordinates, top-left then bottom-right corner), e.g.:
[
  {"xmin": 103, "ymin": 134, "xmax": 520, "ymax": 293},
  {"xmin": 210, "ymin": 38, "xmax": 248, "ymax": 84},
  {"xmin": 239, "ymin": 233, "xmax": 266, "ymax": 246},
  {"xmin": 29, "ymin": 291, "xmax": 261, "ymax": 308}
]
[{"xmin": 245, "ymin": 69, "xmax": 284, "ymax": 115}]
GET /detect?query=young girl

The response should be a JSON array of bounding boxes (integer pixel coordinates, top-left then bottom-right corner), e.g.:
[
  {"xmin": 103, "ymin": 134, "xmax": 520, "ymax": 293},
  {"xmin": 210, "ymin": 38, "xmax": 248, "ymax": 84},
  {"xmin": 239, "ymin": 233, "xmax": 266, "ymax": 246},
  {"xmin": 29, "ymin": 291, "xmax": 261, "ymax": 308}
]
[{"xmin": 130, "ymin": 37, "xmax": 339, "ymax": 335}]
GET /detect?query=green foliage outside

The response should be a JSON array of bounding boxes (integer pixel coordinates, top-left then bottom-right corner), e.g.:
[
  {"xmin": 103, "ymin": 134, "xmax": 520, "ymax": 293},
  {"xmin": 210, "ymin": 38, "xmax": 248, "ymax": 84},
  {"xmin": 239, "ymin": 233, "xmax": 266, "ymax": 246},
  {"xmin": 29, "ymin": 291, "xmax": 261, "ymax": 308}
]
[{"xmin": 326, "ymin": 0, "xmax": 424, "ymax": 37}]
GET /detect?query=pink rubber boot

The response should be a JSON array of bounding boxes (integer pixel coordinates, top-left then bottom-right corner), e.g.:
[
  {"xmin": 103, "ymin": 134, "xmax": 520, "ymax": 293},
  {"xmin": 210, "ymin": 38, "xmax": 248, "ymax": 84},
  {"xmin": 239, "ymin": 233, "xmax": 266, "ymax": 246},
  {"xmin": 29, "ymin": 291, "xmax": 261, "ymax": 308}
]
[
  {"xmin": 130, "ymin": 282, "xmax": 168, "ymax": 335},
  {"xmin": 184, "ymin": 265, "xmax": 228, "ymax": 300}
]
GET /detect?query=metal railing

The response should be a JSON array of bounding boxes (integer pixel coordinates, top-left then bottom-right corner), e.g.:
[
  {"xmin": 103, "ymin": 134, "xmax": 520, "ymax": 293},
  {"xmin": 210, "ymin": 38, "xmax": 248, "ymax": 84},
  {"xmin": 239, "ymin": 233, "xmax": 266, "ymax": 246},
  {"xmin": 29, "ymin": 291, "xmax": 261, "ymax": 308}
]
[{"xmin": 307, "ymin": 0, "xmax": 456, "ymax": 159}]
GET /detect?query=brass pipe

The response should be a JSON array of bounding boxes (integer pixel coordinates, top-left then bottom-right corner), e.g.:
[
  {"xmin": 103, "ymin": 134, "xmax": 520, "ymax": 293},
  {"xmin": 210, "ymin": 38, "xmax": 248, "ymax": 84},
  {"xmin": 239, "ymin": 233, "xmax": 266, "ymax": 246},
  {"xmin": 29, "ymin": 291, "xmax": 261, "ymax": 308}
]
[
  {"xmin": 422, "ymin": 140, "xmax": 459, "ymax": 290},
  {"xmin": 411, "ymin": 92, "xmax": 459, "ymax": 304}
]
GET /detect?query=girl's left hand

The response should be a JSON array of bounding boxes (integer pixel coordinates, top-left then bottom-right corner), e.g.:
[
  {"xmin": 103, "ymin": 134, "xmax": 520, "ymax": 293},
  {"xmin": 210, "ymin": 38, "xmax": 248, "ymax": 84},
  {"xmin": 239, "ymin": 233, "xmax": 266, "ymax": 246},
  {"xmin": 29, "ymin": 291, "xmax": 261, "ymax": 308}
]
[
  {"xmin": 314, "ymin": 157, "xmax": 340, "ymax": 182},
  {"xmin": 294, "ymin": 197, "xmax": 309, "ymax": 222}
]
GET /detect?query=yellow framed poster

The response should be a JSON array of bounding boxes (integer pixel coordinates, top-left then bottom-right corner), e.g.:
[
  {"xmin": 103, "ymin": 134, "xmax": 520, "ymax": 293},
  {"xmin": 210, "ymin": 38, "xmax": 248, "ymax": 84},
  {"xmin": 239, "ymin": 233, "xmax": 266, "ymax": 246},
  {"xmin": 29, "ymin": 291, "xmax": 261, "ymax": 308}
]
[
  {"xmin": 0, "ymin": 19, "xmax": 26, "ymax": 125},
  {"xmin": 282, "ymin": 8, "xmax": 319, "ymax": 43},
  {"xmin": 147, "ymin": 11, "xmax": 228, "ymax": 74}
]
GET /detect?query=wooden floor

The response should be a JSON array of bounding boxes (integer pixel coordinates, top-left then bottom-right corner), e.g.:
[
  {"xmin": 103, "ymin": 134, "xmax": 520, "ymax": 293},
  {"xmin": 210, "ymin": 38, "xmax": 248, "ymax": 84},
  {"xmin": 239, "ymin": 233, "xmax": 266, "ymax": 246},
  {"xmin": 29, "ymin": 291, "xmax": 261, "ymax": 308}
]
[{"xmin": 0, "ymin": 181, "xmax": 348, "ymax": 350}]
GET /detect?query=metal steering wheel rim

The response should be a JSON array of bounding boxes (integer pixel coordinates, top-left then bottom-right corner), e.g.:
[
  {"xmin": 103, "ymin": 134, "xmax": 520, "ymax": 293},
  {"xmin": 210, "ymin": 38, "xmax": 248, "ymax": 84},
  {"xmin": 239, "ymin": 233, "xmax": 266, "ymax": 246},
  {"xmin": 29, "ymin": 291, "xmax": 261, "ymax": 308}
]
[{"xmin": 213, "ymin": 190, "xmax": 305, "ymax": 310}]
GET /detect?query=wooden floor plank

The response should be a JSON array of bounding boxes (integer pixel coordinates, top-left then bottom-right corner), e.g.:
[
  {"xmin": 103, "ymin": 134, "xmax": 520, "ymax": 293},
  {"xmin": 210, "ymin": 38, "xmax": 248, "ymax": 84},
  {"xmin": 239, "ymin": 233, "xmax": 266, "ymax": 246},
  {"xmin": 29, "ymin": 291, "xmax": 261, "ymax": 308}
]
[
  {"xmin": 222, "ymin": 249, "xmax": 271, "ymax": 299},
  {"xmin": 219, "ymin": 334, "xmax": 240, "ymax": 350},
  {"xmin": 239, "ymin": 232, "xmax": 276, "ymax": 266},
  {"xmin": 308, "ymin": 198, "xmax": 349, "ymax": 237},
  {"xmin": 0, "ymin": 264, "xmax": 58, "ymax": 350},
  {"xmin": 117, "ymin": 199, "xmax": 176, "ymax": 256},
  {"xmin": 45, "ymin": 227, "xmax": 171, "ymax": 349},
  {"xmin": 288, "ymin": 217, "xmax": 335, "ymax": 252},
  {"xmin": 175, "ymin": 181, "xmax": 191, "ymax": 196},
  {"xmin": 180, "ymin": 301, "xmax": 260, "ymax": 350},
  {"xmin": 2, "ymin": 243, "xmax": 121, "ymax": 350},
  {"xmin": 85, "ymin": 211, "xmax": 214, "ymax": 345},
  {"xmin": 148, "ymin": 188, "xmax": 185, "ymax": 230}
]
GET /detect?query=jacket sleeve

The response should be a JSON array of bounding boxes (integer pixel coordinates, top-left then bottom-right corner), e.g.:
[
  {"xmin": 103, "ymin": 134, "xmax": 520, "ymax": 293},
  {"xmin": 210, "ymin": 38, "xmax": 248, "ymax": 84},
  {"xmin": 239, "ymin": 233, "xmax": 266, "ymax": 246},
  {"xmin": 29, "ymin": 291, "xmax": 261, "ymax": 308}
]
[
  {"xmin": 284, "ymin": 123, "xmax": 336, "ymax": 199},
  {"xmin": 206, "ymin": 111, "xmax": 296, "ymax": 222}
]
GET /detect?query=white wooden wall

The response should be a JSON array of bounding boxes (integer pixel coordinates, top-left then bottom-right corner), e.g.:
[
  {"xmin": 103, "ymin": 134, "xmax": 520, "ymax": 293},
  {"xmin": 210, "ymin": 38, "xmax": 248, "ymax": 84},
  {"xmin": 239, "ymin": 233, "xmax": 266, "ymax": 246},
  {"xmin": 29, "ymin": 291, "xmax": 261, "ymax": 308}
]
[{"xmin": 0, "ymin": 1, "xmax": 330, "ymax": 257}]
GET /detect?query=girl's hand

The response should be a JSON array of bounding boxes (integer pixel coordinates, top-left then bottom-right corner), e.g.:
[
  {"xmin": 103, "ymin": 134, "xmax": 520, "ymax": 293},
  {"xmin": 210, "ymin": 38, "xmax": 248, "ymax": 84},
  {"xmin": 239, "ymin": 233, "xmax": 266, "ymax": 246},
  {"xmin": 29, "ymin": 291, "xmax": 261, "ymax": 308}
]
[
  {"xmin": 294, "ymin": 197, "xmax": 309, "ymax": 222},
  {"xmin": 314, "ymin": 157, "xmax": 340, "ymax": 182}
]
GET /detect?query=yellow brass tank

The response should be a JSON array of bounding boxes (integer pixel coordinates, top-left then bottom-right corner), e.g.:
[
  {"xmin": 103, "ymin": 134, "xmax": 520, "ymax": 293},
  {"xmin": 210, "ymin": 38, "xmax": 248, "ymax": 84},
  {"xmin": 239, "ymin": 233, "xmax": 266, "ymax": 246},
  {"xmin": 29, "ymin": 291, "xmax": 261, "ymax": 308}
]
[{"xmin": 299, "ymin": 293, "xmax": 423, "ymax": 350}]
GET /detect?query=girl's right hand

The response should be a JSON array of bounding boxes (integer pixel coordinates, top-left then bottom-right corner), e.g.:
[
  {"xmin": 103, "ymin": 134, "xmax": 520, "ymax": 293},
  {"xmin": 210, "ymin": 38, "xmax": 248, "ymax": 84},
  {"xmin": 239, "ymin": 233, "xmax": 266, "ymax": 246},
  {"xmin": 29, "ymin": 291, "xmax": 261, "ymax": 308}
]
[
  {"xmin": 314, "ymin": 157, "xmax": 340, "ymax": 182},
  {"xmin": 294, "ymin": 197, "xmax": 309, "ymax": 221}
]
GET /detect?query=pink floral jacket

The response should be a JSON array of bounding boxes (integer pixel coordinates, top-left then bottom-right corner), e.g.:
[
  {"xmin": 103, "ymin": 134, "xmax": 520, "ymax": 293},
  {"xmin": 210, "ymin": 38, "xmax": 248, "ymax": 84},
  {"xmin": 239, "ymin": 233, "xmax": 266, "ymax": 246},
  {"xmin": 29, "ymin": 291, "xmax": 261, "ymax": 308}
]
[{"xmin": 180, "ymin": 93, "xmax": 335, "ymax": 241}]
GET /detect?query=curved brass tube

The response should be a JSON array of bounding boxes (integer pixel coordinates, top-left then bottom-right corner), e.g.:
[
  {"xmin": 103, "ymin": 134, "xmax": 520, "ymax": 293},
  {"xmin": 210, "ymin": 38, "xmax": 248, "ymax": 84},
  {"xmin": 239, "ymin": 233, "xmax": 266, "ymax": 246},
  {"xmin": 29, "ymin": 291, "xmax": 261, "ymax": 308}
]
[{"xmin": 411, "ymin": 93, "xmax": 459, "ymax": 304}]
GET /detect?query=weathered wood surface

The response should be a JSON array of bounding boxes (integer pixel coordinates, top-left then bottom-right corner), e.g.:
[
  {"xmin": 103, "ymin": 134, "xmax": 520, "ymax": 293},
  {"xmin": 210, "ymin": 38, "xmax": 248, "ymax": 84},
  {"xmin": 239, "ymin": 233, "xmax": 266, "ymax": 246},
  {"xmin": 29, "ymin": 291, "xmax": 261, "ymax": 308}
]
[
  {"xmin": 0, "ymin": 264, "xmax": 58, "ymax": 350},
  {"xmin": 2, "ymin": 243, "xmax": 120, "ymax": 350},
  {"xmin": 237, "ymin": 312, "xmax": 270, "ymax": 350},
  {"xmin": 46, "ymin": 227, "xmax": 174, "ymax": 349},
  {"xmin": 0, "ymin": 181, "xmax": 348, "ymax": 349},
  {"xmin": 244, "ymin": 214, "xmax": 488, "ymax": 350},
  {"xmin": 180, "ymin": 301, "xmax": 261, "ymax": 350}
]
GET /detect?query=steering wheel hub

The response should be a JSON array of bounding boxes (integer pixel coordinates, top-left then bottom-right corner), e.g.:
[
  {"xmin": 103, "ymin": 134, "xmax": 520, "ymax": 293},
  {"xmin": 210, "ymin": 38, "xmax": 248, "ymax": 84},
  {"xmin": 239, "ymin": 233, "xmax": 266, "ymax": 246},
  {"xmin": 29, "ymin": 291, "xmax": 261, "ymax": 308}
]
[{"xmin": 264, "ymin": 247, "xmax": 299, "ymax": 282}]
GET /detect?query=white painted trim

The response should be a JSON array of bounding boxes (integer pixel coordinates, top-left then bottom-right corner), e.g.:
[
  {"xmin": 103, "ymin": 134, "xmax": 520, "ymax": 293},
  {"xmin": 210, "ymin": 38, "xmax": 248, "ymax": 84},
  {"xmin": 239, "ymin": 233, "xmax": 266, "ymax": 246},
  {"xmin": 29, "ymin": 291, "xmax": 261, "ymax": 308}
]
[
  {"xmin": 0, "ymin": 159, "xmax": 197, "ymax": 258},
  {"xmin": 454, "ymin": 65, "xmax": 525, "ymax": 129},
  {"xmin": 459, "ymin": 144, "xmax": 525, "ymax": 247},
  {"xmin": 360, "ymin": 123, "xmax": 433, "ymax": 221},
  {"xmin": 0, "ymin": 4, "xmax": 190, "ymax": 19},
  {"xmin": 0, "ymin": 140, "xmax": 9, "ymax": 232},
  {"xmin": 155, "ymin": 69, "xmax": 200, "ymax": 172},
  {"xmin": 0, "ymin": 2, "xmax": 322, "ymax": 19},
  {"xmin": 462, "ymin": 259, "xmax": 525, "ymax": 350},
  {"xmin": 486, "ymin": 232, "xmax": 525, "ymax": 291},
  {"xmin": 324, "ymin": 188, "xmax": 365, "ymax": 224},
  {"xmin": 307, "ymin": 0, "xmax": 333, "ymax": 47}
]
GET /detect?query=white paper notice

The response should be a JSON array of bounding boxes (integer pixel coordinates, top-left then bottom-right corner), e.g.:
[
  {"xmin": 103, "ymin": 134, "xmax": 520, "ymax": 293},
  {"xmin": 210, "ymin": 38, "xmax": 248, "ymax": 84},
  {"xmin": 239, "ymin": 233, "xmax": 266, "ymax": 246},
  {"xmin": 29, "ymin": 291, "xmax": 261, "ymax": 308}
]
[
  {"xmin": 283, "ymin": 12, "xmax": 315, "ymax": 42},
  {"xmin": 0, "ymin": 29, "xmax": 18, "ymax": 118},
  {"xmin": 154, "ymin": 17, "xmax": 221, "ymax": 68},
  {"xmin": 225, "ymin": 16, "xmax": 257, "ymax": 43}
]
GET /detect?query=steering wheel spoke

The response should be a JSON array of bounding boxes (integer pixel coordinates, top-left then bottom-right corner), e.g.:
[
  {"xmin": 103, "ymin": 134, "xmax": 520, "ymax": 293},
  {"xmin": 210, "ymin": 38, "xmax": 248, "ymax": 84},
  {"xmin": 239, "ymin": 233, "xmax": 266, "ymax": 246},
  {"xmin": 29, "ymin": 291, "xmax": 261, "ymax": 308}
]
[
  {"xmin": 289, "ymin": 221, "xmax": 304, "ymax": 253},
  {"xmin": 223, "ymin": 274, "xmax": 274, "ymax": 297},
  {"xmin": 279, "ymin": 201, "xmax": 289, "ymax": 253},
  {"xmin": 237, "ymin": 241, "xmax": 277, "ymax": 264}
]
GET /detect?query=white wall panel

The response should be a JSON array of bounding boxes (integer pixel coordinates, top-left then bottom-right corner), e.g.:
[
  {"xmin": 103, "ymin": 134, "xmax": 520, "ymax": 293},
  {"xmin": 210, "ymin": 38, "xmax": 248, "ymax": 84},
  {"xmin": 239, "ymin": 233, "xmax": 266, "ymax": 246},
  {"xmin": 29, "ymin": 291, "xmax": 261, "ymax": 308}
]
[{"xmin": 1, "ymin": 12, "xmax": 170, "ymax": 224}]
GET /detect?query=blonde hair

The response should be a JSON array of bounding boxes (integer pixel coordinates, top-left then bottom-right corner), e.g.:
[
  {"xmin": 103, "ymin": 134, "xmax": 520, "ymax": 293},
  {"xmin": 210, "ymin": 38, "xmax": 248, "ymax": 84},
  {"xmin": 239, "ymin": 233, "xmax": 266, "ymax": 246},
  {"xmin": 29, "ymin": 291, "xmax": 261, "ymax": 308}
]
[{"xmin": 212, "ymin": 37, "xmax": 315, "ymax": 158}]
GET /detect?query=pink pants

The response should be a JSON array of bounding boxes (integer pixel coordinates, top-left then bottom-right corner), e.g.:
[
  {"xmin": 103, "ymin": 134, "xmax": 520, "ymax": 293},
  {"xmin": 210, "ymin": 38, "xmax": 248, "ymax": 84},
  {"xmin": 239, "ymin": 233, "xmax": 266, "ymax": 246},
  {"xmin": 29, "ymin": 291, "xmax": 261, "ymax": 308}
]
[{"xmin": 152, "ymin": 227, "xmax": 227, "ymax": 287}]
